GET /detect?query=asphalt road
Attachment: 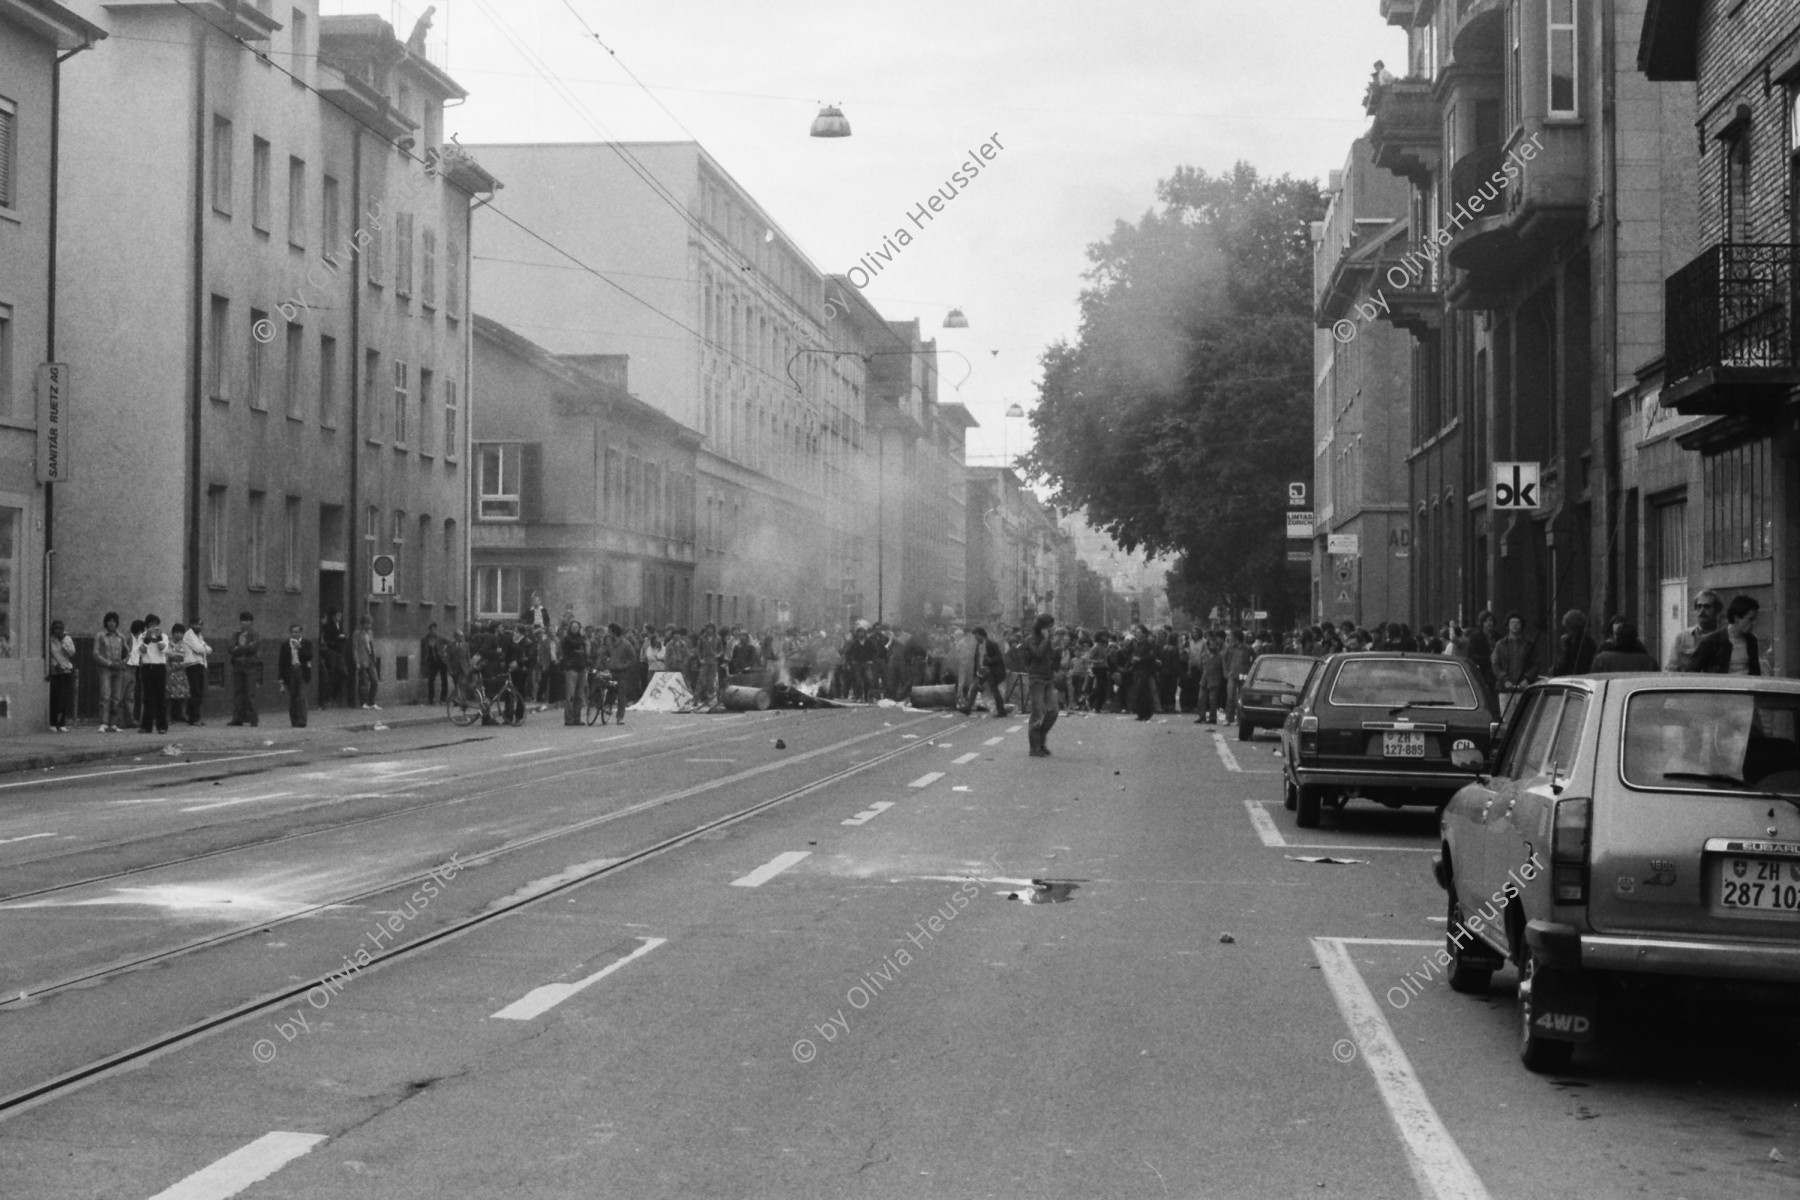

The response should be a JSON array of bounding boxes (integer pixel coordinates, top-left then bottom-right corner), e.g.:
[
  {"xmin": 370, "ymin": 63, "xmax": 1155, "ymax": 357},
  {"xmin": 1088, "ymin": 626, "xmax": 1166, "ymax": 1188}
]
[{"xmin": 1, "ymin": 706, "xmax": 1796, "ymax": 1199}]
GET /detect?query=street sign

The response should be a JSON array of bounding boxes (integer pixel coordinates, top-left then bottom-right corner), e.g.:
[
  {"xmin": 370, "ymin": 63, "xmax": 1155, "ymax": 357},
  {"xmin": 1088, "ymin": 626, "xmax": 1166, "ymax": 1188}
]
[
  {"xmin": 1328, "ymin": 533, "xmax": 1359, "ymax": 555},
  {"xmin": 36, "ymin": 363, "xmax": 69, "ymax": 482},
  {"xmin": 371, "ymin": 553, "xmax": 396, "ymax": 595},
  {"xmin": 1493, "ymin": 462, "xmax": 1541, "ymax": 509},
  {"xmin": 1286, "ymin": 511, "xmax": 1314, "ymax": 538},
  {"xmin": 1288, "ymin": 482, "xmax": 1307, "ymax": 506}
]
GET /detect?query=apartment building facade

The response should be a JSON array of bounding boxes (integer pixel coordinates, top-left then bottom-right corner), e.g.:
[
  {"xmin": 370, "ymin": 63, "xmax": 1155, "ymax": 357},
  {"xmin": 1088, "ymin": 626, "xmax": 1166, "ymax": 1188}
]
[
  {"xmin": 1639, "ymin": 0, "xmax": 1799, "ymax": 674},
  {"xmin": 52, "ymin": 1, "xmax": 496, "ymax": 705},
  {"xmin": 1311, "ymin": 137, "xmax": 1417, "ymax": 629}
]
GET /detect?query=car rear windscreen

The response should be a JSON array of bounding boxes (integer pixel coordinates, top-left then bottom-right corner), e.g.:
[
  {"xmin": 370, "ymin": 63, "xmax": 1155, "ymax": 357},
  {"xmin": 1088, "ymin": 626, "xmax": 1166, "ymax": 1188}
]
[
  {"xmin": 1249, "ymin": 658, "xmax": 1316, "ymax": 689},
  {"xmin": 1622, "ymin": 691, "xmax": 1800, "ymax": 796},
  {"xmin": 1328, "ymin": 659, "xmax": 1479, "ymax": 709}
]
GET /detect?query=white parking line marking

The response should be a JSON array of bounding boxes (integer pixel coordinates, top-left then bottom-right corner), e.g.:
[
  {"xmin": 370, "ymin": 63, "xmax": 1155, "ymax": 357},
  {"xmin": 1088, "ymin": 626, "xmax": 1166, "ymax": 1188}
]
[
  {"xmin": 1213, "ymin": 733, "xmax": 1242, "ymax": 773},
  {"xmin": 982, "ymin": 737, "xmax": 1005, "ymax": 747},
  {"xmin": 492, "ymin": 937, "xmax": 666, "ymax": 1021},
  {"xmin": 1311, "ymin": 937, "xmax": 1492, "ymax": 1200},
  {"xmin": 0, "ymin": 749, "xmax": 300, "ymax": 792},
  {"xmin": 503, "ymin": 746, "xmax": 558, "ymax": 758},
  {"xmin": 1245, "ymin": 801, "xmax": 1439, "ymax": 853},
  {"xmin": 1244, "ymin": 800, "xmax": 1286, "ymax": 846},
  {"xmin": 952, "ymin": 752, "xmax": 979, "ymax": 765},
  {"xmin": 146, "ymin": 1130, "xmax": 328, "ymax": 1200},
  {"xmin": 730, "ymin": 851, "xmax": 812, "ymax": 888},
  {"xmin": 907, "ymin": 772, "xmax": 945, "ymax": 789},
  {"xmin": 0, "ymin": 832, "xmax": 58, "ymax": 845},
  {"xmin": 842, "ymin": 801, "xmax": 895, "ymax": 827}
]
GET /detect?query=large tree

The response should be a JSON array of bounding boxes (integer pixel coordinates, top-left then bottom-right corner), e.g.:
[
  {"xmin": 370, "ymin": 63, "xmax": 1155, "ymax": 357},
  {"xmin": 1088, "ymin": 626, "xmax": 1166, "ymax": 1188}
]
[{"xmin": 1024, "ymin": 163, "xmax": 1323, "ymax": 624}]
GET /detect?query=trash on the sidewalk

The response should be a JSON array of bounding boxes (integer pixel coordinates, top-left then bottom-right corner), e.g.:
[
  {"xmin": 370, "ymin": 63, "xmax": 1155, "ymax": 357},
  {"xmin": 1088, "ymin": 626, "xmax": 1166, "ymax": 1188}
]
[
  {"xmin": 1219, "ymin": 932, "xmax": 1236, "ymax": 944},
  {"xmin": 1284, "ymin": 855, "xmax": 1368, "ymax": 866}
]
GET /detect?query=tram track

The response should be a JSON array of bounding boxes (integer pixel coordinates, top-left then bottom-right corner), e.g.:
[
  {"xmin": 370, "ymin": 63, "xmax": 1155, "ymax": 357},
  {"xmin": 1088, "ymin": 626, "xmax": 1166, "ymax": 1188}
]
[
  {"xmin": 0, "ymin": 715, "xmax": 782, "ymax": 900},
  {"xmin": 0, "ymin": 712, "xmax": 965, "ymax": 1120}
]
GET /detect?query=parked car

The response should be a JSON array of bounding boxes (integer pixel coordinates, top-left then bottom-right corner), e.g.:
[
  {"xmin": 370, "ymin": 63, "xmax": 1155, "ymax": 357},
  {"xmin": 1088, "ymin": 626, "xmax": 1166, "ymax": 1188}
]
[
  {"xmin": 1237, "ymin": 654, "xmax": 1318, "ymax": 741},
  {"xmin": 1279, "ymin": 652, "xmax": 1500, "ymax": 828},
  {"xmin": 1435, "ymin": 673, "xmax": 1800, "ymax": 1072}
]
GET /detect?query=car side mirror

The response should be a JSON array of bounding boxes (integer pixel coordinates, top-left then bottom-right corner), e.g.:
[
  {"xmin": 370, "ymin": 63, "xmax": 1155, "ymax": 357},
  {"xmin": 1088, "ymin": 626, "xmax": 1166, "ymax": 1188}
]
[{"xmin": 1450, "ymin": 745, "xmax": 1485, "ymax": 772}]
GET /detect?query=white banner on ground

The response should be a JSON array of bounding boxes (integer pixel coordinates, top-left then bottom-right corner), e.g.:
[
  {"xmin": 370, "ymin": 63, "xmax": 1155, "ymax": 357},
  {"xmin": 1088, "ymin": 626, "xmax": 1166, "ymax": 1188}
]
[{"xmin": 631, "ymin": 671, "xmax": 695, "ymax": 712}]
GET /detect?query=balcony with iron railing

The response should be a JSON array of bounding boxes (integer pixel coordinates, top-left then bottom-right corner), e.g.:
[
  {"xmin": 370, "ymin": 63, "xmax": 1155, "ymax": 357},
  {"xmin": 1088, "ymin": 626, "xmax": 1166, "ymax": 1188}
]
[
  {"xmin": 1365, "ymin": 79, "xmax": 1439, "ymax": 186},
  {"xmin": 1662, "ymin": 243, "xmax": 1800, "ymax": 415}
]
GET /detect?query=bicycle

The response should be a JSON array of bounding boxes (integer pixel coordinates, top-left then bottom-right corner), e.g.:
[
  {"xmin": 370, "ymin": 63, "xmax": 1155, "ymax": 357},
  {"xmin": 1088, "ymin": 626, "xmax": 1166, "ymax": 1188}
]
[
  {"xmin": 583, "ymin": 668, "xmax": 621, "ymax": 726},
  {"xmin": 447, "ymin": 674, "xmax": 527, "ymax": 727}
]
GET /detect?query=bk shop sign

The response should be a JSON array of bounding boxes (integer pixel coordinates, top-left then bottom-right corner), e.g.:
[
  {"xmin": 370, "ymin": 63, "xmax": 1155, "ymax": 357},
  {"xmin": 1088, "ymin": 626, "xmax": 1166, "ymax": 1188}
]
[{"xmin": 1492, "ymin": 462, "xmax": 1541, "ymax": 510}]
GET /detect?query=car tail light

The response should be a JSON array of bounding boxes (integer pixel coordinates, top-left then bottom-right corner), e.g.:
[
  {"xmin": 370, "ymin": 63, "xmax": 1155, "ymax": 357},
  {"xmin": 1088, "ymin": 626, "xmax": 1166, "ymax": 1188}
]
[{"xmin": 1551, "ymin": 797, "xmax": 1590, "ymax": 904}]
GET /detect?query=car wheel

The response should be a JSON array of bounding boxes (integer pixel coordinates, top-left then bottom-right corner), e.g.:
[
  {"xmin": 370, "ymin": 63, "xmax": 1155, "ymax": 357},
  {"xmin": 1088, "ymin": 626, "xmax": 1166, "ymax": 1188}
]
[
  {"xmin": 1518, "ymin": 947, "xmax": 1576, "ymax": 1074},
  {"xmin": 1295, "ymin": 784, "xmax": 1324, "ymax": 828},
  {"xmin": 1283, "ymin": 777, "xmax": 1298, "ymax": 811},
  {"xmin": 1446, "ymin": 891, "xmax": 1493, "ymax": 995},
  {"xmin": 1238, "ymin": 721, "xmax": 1252, "ymax": 742}
]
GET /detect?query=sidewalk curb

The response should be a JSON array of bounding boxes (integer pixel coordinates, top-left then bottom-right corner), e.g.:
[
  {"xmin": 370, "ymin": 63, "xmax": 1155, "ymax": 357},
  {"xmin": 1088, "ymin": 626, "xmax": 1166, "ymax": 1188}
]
[{"xmin": 0, "ymin": 712, "xmax": 449, "ymax": 779}]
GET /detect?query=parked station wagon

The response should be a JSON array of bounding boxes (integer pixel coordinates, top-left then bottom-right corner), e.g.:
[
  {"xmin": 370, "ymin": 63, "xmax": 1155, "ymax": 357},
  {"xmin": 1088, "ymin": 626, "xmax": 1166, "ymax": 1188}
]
[
  {"xmin": 1236, "ymin": 654, "xmax": 1318, "ymax": 741},
  {"xmin": 1279, "ymin": 652, "xmax": 1501, "ymax": 828},
  {"xmin": 1436, "ymin": 673, "xmax": 1800, "ymax": 1072}
]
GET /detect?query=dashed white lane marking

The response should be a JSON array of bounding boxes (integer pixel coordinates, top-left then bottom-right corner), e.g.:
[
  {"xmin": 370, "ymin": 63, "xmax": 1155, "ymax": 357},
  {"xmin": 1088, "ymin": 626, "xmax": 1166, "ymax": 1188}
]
[
  {"xmin": 1311, "ymin": 937, "xmax": 1493, "ymax": 1200},
  {"xmin": 0, "ymin": 832, "xmax": 58, "ymax": 845},
  {"xmin": 146, "ymin": 1130, "xmax": 328, "ymax": 1200},
  {"xmin": 730, "ymin": 851, "xmax": 811, "ymax": 888},
  {"xmin": 1213, "ymin": 733, "xmax": 1242, "ymax": 772},
  {"xmin": 982, "ymin": 737, "xmax": 1005, "ymax": 747},
  {"xmin": 907, "ymin": 772, "xmax": 945, "ymax": 789},
  {"xmin": 1243, "ymin": 801, "xmax": 1438, "ymax": 853},
  {"xmin": 503, "ymin": 746, "xmax": 558, "ymax": 758},
  {"xmin": 842, "ymin": 801, "xmax": 895, "ymax": 826},
  {"xmin": 1006, "ymin": 724, "xmax": 1023, "ymax": 733},
  {"xmin": 492, "ymin": 937, "xmax": 666, "ymax": 1021},
  {"xmin": 952, "ymin": 752, "xmax": 980, "ymax": 765},
  {"xmin": 178, "ymin": 791, "xmax": 297, "ymax": 814},
  {"xmin": 1244, "ymin": 800, "xmax": 1286, "ymax": 847},
  {"xmin": 0, "ymin": 749, "xmax": 299, "ymax": 792}
]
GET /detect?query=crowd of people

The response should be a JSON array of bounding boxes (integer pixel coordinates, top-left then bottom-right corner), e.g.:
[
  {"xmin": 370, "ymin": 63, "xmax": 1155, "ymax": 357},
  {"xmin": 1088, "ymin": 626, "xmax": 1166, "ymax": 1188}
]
[{"xmin": 41, "ymin": 586, "xmax": 1768, "ymax": 735}]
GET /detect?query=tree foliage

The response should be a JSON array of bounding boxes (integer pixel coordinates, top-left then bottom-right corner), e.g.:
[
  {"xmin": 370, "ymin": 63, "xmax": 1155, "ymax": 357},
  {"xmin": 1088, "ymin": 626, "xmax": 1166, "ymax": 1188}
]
[{"xmin": 1024, "ymin": 163, "xmax": 1323, "ymax": 622}]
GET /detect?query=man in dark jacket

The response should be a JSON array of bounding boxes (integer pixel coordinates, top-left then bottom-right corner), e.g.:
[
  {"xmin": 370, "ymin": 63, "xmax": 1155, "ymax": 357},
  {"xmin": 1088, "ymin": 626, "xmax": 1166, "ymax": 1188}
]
[
  {"xmin": 1688, "ymin": 595, "xmax": 1761, "ymax": 675},
  {"xmin": 277, "ymin": 622, "xmax": 313, "ymax": 728}
]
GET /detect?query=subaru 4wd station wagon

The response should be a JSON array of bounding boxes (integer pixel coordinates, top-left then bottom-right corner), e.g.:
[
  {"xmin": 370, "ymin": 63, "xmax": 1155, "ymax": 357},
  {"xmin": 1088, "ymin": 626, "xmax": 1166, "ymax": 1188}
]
[
  {"xmin": 1280, "ymin": 652, "xmax": 1500, "ymax": 828},
  {"xmin": 1436, "ymin": 674, "xmax": 1800, "ymax": 1072}
]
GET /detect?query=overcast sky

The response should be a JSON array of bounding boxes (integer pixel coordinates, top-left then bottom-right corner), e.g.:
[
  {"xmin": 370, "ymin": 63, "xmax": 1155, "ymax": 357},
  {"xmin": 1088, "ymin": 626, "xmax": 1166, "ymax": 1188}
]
[{"xmin": 363, "ymin": 0, "xmax": 1403, "ymax": 466}]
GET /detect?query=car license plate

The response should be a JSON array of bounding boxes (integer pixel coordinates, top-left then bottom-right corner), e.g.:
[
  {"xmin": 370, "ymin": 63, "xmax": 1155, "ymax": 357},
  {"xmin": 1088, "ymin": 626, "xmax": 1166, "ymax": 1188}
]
[
  {"xmin": 1382, "ymin": 732, "xmax": 1425, "ymax": 758},
  {"xmin": 1720, "ymin": 858, "xmax": 1800, "ymax": 914}
]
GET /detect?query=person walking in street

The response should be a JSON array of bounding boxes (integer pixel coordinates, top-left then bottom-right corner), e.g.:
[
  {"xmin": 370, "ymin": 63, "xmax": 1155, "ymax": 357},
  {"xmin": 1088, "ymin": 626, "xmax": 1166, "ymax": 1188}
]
[
  {"xmin": 278, "ymin": 622, "xmax": 314, "ymax": 727},
  {"xmin": 92, "ymin": 612, "xmax": 131, "ymax": 732},
  {"xmin": 1023, "ymin": 613, "xmax": 1062, "ymax": 757},
  {"xmin": 138, "ymin": 614, "xmax": 172, "ymax": 733},
  {"xmin": 319, "ymin": 609, "xmax": 348, "ymax": 708},
  {"xmin": 227, "ymin": 611, "xmax": 259, "ymax": 727},
  {"xmin": 353, "ymin": 615, "xmax": 381, "ymax": 709},
  {"xmin": 1590, "ymin": 621, "xmax": 1659, "ymax": 672},
  {"xmin": 1667, "ymin": 589, "xmax": 1723, "ymax": 672},
  {"xmin": 181, "ymin": 618, "xmax": 211, "ymax": 725},
  {"xmin": 419, "ymin": 623, "xmax": 448, "ymax": 705},
  {"xmin": 559, "ymin": 616, "xmax": 589, "ymax": 726},
  {"xmin": 1491, "ymin": 612, "xmax": 1538, "ymax": 715},
  {"xmin": 1688, "ymin": 595, "xmax": 1762, "ymax": 675},
  {"xmin": 1551, "ymin": 609, "xmax": 1597, "ymax": 677},
  {"xmin": 46, "ymin": 619, "xmax": 76, "ymax": 732}
]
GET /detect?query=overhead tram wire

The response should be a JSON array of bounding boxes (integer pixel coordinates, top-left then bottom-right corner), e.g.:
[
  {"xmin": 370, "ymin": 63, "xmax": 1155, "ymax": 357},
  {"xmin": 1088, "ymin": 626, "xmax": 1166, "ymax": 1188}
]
[{"xmin": 163, "ymin": 0, "xmax": 804, "ymax": 401}]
